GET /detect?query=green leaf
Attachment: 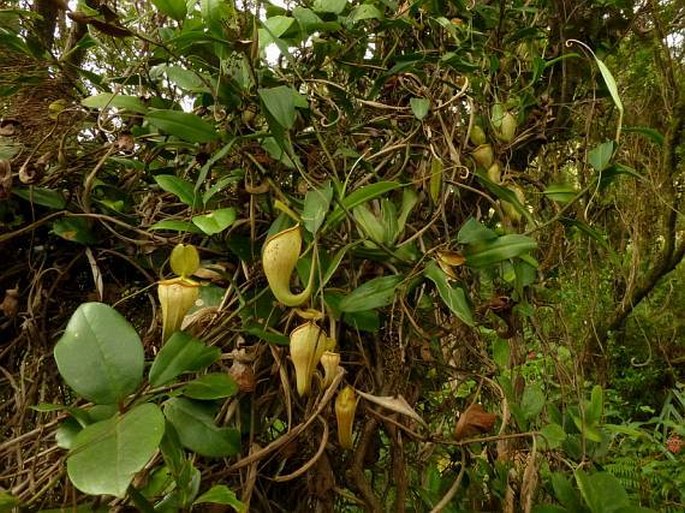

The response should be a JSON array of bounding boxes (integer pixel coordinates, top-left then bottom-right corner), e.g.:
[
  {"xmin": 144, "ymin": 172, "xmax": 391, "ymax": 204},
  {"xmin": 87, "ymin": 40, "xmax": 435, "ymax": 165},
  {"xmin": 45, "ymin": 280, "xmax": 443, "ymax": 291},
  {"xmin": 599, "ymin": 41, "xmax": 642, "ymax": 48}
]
[
  {"xmin": 424, "ymin": 262, "xmax": 474, "ymax": 326},
  {"xmin": 538, "ymin": 423, "xmax": 566, "ymax": 450},
  {"xmin": 159, "ymin": 65, "xmax": 209, "ymax": 93},
  {"xmin": 586, "ymin": 385, "xmax": 603, "ymax": 425},
  {"xmin": 149, "ymin": 331, "xmax": 221, "ymax": 387},
  {"xmin": 152, "ymin": 0, "xmax": 187, "ymax": 21},
  {"xmin": 52, "ymin": 217, "xmax": 97, "ymax": 245},
  {"xmin": 0, "ymin": 142, "xmax": 21, "ymax": 160},
  {"xmin": 181, "ymin": 373, "xmax": 239, "ymax": 400},
  {"xmin": 409, "ymin": 97, "xmax": 430, "ymax": 120},
  {"xmin": 67, "ymin": 404, "xmax": 164, "ymax": 498},
  {"xmin": 56, "ymin": 417, "xmax": 82, "ymax": 449},
  {"xmin": 353, "ymin": 203, "xmax": 386, "ymax": 244},
  {"xmin": 575, "ymin": 471, "xmax": 630, "ymax": 513},
  {"xmin": 595, "ymin": 59, "xmax": 623, "ymax": 114},
  {"xmin": 154, "ymin": 175, "xmax": 198, "ymax": 206},
  {"xmin": 349, "ymin": 4, "xmax": 383, "ymax": 22},
  {"xmin": 326, "ymin": 181, "xmax": 402, "ymax": 229},
  {"xmin": 302, "ymin": 182, "xmax": 333, "ymax": 234},
  {"xmin": 163, "ymin": 398, "xmax": 240, "ymax": 458},
  {"xmin": 588, "ymin": 141, "xmax": 615, "ymax": 172},
  {"xmin": 259, "ymin": 16, "xmax": 295, "ymax": 47},
  {"xmin": 465, "ymin": 234, "xmax": 537, "ymax": 268},
  {"xmin": 313, "ymin": 0, "xmax": 347, "ymax": 14},
  {"xmin": 149, "ymin": 219, "xmax": 204, "ymax": 233},
  {"xmin": 339, "ymin": 275, "xmax": 403, "ymax": 312},
  {"xmin": 397, "ymin": 188, "xmax": 419, "ymax": 234},
  {"xmin": 623, "ymin": 126, "xmax": 663, "ymax": 146},
  {"xmin": 521, "ymin": 384, "xmax": 545, "ymax": 420},
  {"xmin": 146, "ymin": 109, "xmax": 218, "ymax": 143},
  {"xmin": 457, "ymin": 218, "xmax": 497, "ymax": 244},
  {"xmin": 258, "ymin": 86, "xmax": 307, "ymax": 130},
  {"xmin": 543, "ymin": 183, "xmax": 577, "ymax": 204},
  {"xmin": 492, "ymin": 338, "xmax": 510, "ymax": 369},
  {"xmin": 552, "ymin": 472, "xmax": 583, "ymax": 512},
  {"xmin": 191, "ymin": 208, "xmax": 237, "ymax": 235},
  {"xmin": 54, "ymin": 303, "xmax": 144, "ymax": 404},
  {"xmin": 0, "ymin": 491, "xmax": 20, "ymax": 511},
  {"xmin": 194, "ymin": 485, "xmax": 246, "ymax": 512},
  {"xmin": 81, "ymin": 93, "xmax": 148, "ymax": 114},
  {"xmin": 13, "ymin": 187, "xmax": 67, "ymax": 208},
  {"xmin": 532, "ymin": 507, "xmax": 568, "ymax": 513},
  {"xmin": 243, "ymin": 322, "xmax": 290, "ymax": 346},
  {"xmin": 201, "ymin": 0, "xmax": 236, "ymax": 36}
]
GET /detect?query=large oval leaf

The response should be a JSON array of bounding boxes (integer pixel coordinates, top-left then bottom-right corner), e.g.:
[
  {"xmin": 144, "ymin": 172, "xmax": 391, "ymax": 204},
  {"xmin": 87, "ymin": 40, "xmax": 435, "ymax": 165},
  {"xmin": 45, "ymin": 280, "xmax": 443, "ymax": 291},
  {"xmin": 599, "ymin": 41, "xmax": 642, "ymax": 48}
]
[
  {"xmin": 146, "ymin": 109, "xmax": 218, "ymax": 143},
  {"xmin": 339, "ymin": 275, "xmax": 403, "ymax": 312},
  {"xmin": 54, "ymin": 303, "xmax": 144, "ymax": 404},
  {"xmin": 163, "ymin": 398, "xmax": 240, "ymax": 458},
  {"xmin": 67, "ymin": 403, "xmax": 165, "ymax": 497}
]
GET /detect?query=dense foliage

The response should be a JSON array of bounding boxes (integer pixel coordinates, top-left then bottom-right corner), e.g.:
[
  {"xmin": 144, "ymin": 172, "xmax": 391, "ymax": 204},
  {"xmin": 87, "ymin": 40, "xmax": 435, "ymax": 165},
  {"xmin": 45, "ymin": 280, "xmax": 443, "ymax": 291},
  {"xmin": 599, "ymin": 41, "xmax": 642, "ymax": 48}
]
[{"xmin": 0, "ymin": 0, "xmax": 683, "ymax": 511}]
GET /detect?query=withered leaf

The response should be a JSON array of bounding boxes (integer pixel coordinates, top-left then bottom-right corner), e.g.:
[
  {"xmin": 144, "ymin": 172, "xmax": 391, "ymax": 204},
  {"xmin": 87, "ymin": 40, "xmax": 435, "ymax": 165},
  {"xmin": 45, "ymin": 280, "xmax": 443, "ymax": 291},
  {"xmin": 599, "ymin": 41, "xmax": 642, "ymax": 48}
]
[
  {"xmin": 355, "ymin": 390, "xmax": 428, "ymax": 428},
  {"xmin": 454, "ymin": 403, "xmax": 497, "ymax": 440}
]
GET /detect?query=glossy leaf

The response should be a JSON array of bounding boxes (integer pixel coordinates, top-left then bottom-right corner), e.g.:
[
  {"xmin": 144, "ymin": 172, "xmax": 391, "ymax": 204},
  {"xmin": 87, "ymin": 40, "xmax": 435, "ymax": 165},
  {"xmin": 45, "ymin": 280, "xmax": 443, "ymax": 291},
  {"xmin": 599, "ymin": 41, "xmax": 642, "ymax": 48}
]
[
  {"xmin": 52, "ymin": 217, "xmax": 97, "ymax": 245},
  {"xmin": 521, "ymin": 383, "xmax": 545, "ymax": 420},
  {"xmin": 54, "ymin": 303, "xmax": 144, "ymax": 404},
  {"xmin": 302, "ymin": 182, "xmax": 333, "ymax": 234},
  {"xmin": 465, "ymin": 234, "xmax": 537, "ymax": 268},
  {"xmin": 152, "ymin": 0, "xmax": 187, "ymax": 22},
  {"xmin": 149, "ymin": 331, "xmax": 221, "ymax": 387},
  {"xmin": 194, "ymin": 485, "xmax": 246, "ymax": 512},
  {"xmin": 424, "ymin": 262, "xmax": 474, "ymax": 326},
  {"xmin": 163, "ymin": 398, "xmax": 240, "ymax": 458},
  {"xmin": 457, "ymin": 218, "xmax": 497, "ymax": 244},
  {"xmin": 596, "ymin": 59, "xmax": 623, "ymax": 114},
  {"xmin": 326, "ymin": 181, "xmax": 402, "ymax": 229},
  {"xmin": 349, "ymin": 4, "xmax": 383, "ymax": 21},
  {"xmin": 81, "ymin": 93, "xmax": 147, "ymax": 114},
  {"xmin": 538, "ymin": 423, "xmax": 566, "ymax": 450},
  {"xmin": 181, "ymin": 373, "xmax": 239, "ymax": 400},
  {"xmin": 588, "ymin": 141, "xmax": 615, "ymax": 172},
  {"xmin": 575, "ymin": 470, "xmax": 630, "ymax": 513},
  {"xmin": 339, "ymin": 275, "xmax": 403, "ymax": 312},
  {"xmin": 259, "ymin": 86, "xmax": 308, "ymax": 130},
  {"xmin": 551, "ymin": 472, "xmax": 583, "ymax": 512},
  {"xmin": 149, "ymin": 219, "xmax": 204, "ymax": 234},
  {"xmin": 410, "ymin": 97, "xmax": 430, "ymax": 120},
  {"xmin": 13, "ymin": 187, "xmax": 67, "ymax": 208},
  {"xmin": 154, "ymin": 175, "xmax": 198, "ymax": 206},
  {"xmin": 67, "ymin": 404, "xmax": 164, "ymax": 498},
  {"xmin": 313, "ymin": 0, "xmax": 347, "ymax": 14},
  {"xmin": 192, "ymin": 208, "xmax": 237, "ymax": 235},
  {"xmin": 146, "ymin": 109, "xmax": 218, "ymax": 143},
  {"xmin": 543, "ymin": 183, "xmax": 577, "ymax": 203}
]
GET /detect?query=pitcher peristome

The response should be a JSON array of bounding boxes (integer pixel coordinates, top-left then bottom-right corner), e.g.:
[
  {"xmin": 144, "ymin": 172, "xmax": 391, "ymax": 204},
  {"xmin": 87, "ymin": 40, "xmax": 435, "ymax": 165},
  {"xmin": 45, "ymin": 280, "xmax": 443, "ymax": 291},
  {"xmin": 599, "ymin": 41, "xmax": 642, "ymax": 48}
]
[{"xmin": 262, "ymin": 224, "xmax": 316, "ymax": 307}]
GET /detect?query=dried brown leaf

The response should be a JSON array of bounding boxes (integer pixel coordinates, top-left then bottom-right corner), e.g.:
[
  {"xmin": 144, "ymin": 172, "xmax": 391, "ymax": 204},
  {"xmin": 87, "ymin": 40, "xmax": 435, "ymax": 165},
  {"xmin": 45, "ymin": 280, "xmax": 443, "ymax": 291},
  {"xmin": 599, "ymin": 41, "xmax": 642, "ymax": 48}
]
[{"xmin": 454, "ymin": 403, "xmax": 497, "ymax": 440}]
